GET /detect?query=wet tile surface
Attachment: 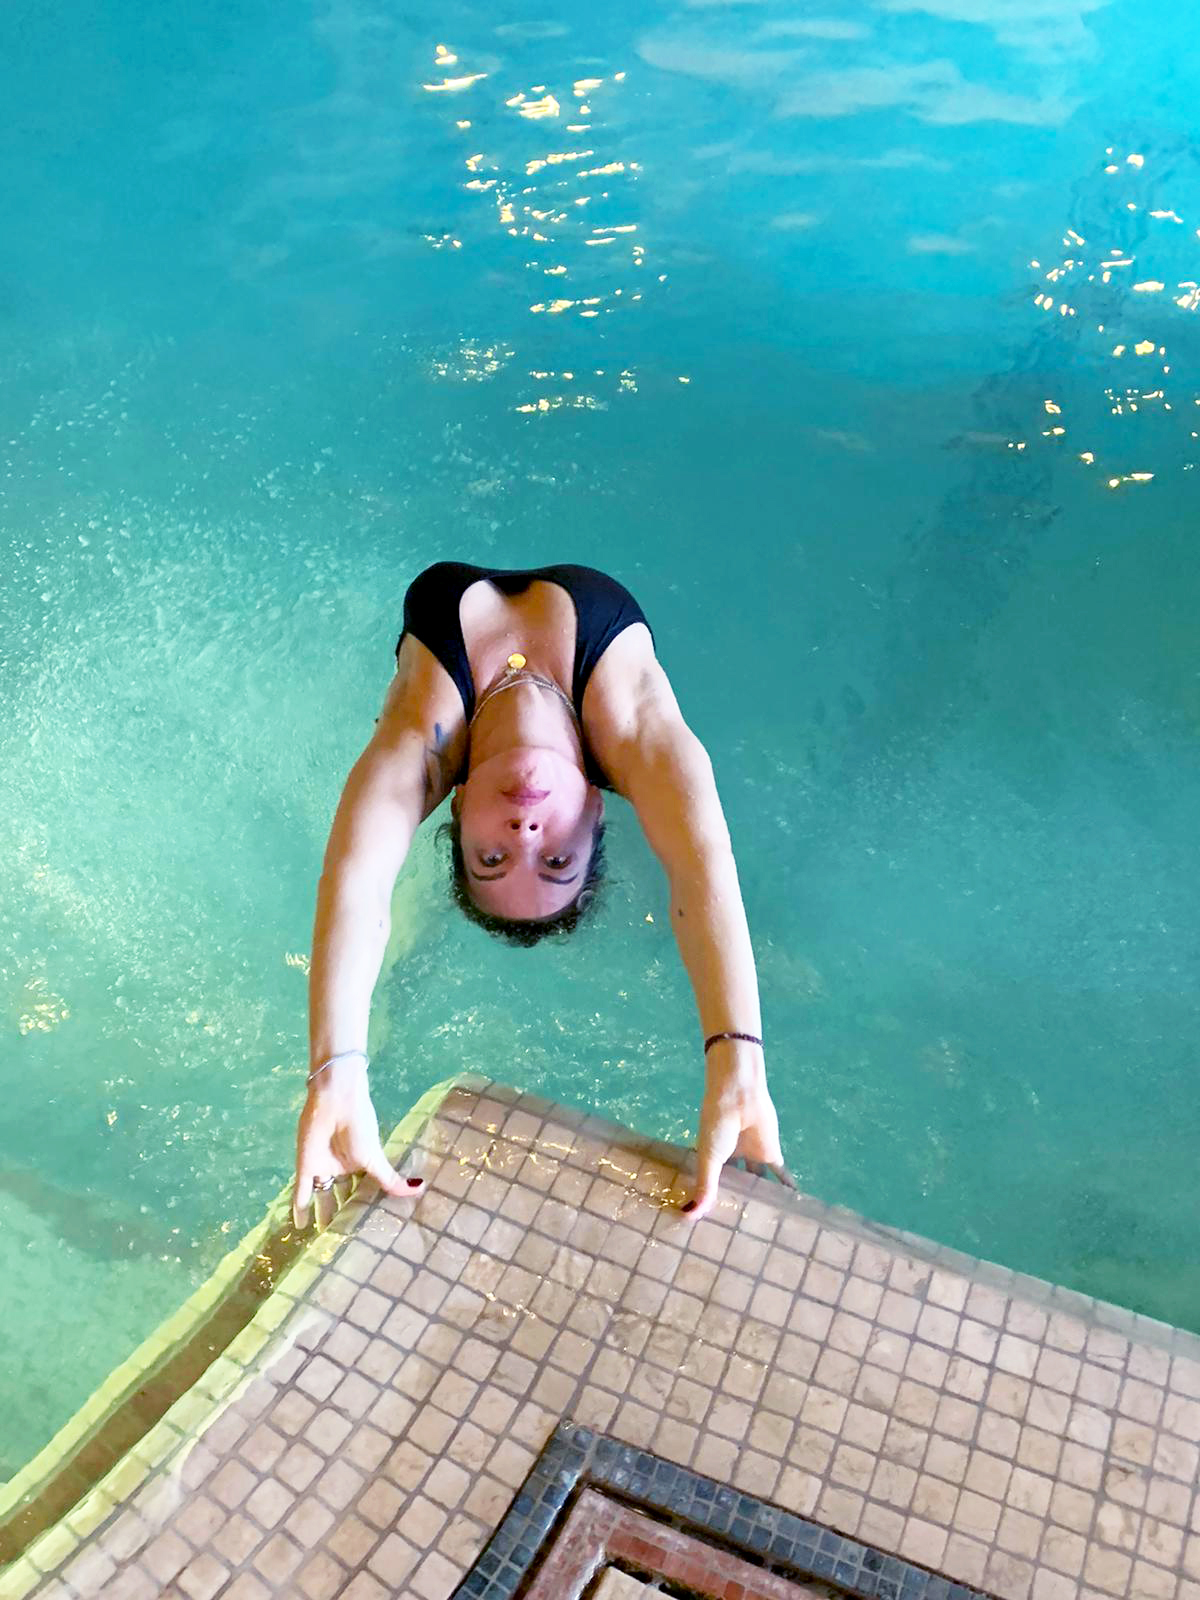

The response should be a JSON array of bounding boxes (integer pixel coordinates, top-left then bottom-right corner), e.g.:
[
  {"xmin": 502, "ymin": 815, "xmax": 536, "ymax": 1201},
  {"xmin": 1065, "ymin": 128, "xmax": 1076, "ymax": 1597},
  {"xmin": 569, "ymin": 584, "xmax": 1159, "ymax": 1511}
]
[{"xmin": 5, "ymin": 1075, "xmax": 1200, "ymax": 1600}]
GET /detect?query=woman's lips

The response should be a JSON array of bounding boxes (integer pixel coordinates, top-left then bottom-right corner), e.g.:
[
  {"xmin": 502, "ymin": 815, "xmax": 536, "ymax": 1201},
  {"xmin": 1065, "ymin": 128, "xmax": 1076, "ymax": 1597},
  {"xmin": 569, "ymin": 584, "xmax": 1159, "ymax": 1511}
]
[{"xmin": 502, "ymin": 788, "xmax": 549, "ymax": 804}]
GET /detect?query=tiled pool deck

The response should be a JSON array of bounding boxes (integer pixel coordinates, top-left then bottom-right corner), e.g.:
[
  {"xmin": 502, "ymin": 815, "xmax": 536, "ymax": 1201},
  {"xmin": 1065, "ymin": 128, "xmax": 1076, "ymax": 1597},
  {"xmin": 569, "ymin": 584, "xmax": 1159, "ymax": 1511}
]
[{"xmin": 2, "ymin": 1073, "xmax": 1199, "ymax": 1600}]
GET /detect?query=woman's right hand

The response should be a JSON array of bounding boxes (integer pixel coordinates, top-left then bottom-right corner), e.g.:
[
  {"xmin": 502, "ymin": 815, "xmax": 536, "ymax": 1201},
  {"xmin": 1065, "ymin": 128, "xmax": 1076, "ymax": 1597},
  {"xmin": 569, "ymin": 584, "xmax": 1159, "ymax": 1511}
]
[{"xmin": 292, "ymin": 1056, "xmax": 424, "ymax": 1229}]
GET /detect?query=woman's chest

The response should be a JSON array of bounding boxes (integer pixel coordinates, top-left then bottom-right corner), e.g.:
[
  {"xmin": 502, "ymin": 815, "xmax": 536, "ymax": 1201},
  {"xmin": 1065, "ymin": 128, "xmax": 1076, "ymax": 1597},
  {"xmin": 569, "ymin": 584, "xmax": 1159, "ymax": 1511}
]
[{"xmin": 458, "ymin": 577, "xmax": 577, "ymax": 687}]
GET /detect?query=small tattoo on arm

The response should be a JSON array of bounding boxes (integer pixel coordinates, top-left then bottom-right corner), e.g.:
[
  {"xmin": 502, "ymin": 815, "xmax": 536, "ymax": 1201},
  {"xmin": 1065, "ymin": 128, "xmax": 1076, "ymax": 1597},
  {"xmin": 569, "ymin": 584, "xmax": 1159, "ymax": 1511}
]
[{"xmin": 423, "ymin": 724, "xmax": 454, "ymax": 810}]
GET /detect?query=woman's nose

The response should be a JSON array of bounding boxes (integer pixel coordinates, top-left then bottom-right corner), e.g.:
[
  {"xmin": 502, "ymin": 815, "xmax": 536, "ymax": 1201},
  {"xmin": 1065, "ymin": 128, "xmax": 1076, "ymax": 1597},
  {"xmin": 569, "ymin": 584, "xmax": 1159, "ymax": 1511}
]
[{"xmin": 508, "ymin": 818, "xmax": 539, "ymax": 831}]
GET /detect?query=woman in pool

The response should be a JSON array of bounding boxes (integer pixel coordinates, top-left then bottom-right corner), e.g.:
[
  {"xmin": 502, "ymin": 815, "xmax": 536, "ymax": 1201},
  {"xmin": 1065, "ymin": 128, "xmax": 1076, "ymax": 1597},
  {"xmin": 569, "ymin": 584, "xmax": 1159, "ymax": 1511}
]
[{"xmin": 293, "ymin": 562, "xmax": 791, "ymax": 1227}]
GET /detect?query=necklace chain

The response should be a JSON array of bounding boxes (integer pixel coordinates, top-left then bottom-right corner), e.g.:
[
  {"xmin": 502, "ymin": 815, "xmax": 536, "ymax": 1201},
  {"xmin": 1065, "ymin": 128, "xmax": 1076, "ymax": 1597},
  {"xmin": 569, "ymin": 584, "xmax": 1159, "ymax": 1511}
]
[{"xmin": 469, "ymin": 663, "xmax": 578, "ymax": 728}]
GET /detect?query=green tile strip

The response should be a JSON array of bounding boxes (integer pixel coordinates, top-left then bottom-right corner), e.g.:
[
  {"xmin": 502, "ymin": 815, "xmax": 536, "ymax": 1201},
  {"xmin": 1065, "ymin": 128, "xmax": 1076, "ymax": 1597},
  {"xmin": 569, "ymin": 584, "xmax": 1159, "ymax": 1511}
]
[{"xmin": 0, "ymin": 1072, "xmax": 469, "ymax": 1577}]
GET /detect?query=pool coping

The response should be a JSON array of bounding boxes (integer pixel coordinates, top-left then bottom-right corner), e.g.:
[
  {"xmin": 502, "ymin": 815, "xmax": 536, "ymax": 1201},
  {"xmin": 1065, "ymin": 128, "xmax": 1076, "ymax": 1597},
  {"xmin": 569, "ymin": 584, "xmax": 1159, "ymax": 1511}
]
[
  {"xmin": 3, "ymin": 1072, "xmax": 1199, "ymax": 1600},
  {"xmin": 0, "ymin": 1072, "xmax": 462, "ymax": 1573}
]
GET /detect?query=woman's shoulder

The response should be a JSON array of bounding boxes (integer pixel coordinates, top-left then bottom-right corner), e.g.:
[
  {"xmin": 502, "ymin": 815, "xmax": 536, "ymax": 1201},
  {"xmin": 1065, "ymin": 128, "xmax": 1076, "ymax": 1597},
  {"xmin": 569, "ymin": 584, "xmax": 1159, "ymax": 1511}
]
[
  {"xmin": 581, "ymin": 624, "xmax": 686, "ymax": 794},
  {"xmin": 376, "ymin": 636, "xmax": 469, "ymax": 805},
  {"xmin": 388, "ymin": 634, "xmax": 469, "ymax": 719}
]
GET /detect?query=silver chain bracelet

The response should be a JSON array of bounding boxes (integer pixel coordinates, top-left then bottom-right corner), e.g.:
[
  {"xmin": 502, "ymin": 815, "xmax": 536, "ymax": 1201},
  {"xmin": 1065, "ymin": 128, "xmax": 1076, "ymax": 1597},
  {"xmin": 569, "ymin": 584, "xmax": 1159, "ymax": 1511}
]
[{"xmin": 306, "ymin": 1049, "xmax": 369, "ymax": 1085}]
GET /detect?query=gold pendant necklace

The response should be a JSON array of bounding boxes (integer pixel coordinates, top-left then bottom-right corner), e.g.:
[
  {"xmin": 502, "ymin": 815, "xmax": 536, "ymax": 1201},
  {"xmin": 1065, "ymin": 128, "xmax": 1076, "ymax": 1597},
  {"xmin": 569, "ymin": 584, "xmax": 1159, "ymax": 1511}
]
[{"xmin": 470, "ymin": 651, "xmax": 578, "ymax": 728}]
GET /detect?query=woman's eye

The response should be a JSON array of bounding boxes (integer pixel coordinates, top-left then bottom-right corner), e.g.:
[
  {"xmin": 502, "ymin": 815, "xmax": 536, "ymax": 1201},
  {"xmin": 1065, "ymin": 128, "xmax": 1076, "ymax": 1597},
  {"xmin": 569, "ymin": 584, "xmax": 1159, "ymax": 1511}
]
[
  {"xmin": 481, "ymin": 852, "xmax": 505, "ymax": 867},
  {"xmin": 545, "ymin": 856, "xmax": 571, "ymax": 871}
]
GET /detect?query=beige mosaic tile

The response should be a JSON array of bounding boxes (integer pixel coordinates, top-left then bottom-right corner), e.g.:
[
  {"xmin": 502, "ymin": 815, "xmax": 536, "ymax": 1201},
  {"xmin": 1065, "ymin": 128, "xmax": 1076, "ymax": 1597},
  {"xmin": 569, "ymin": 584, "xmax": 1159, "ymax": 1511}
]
[{"xmin": 4, "ymin": 1074, "xmax": 1200, "ymax": 1600}]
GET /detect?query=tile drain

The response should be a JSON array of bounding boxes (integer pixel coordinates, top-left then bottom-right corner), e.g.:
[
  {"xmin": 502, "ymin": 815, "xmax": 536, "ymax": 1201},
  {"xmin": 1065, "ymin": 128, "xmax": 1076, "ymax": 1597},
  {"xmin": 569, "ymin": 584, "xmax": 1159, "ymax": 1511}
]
[{"xmin": 452, "ymin": 1421, "xmax": 995, "ymax": 1600}]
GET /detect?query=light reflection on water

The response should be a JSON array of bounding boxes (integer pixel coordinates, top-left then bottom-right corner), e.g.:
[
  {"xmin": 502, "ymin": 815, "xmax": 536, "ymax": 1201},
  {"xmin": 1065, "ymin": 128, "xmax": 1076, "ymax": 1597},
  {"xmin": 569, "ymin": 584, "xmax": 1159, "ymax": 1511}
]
[{"xmin": 1, "ymin": 0, "xmax": 1199, "ymax": 1476}]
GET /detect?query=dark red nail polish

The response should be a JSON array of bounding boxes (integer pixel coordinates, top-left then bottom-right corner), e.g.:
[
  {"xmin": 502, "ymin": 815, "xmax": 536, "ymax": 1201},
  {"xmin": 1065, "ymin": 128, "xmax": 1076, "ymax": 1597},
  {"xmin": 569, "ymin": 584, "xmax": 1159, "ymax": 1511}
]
[
  {"xmin": 681, "ymin": 1199, "xmax": 697, "ymax": 1214},
  {"xmin": 406, "ymin": 1177, "xmax": 424, "ymax": 1188}
]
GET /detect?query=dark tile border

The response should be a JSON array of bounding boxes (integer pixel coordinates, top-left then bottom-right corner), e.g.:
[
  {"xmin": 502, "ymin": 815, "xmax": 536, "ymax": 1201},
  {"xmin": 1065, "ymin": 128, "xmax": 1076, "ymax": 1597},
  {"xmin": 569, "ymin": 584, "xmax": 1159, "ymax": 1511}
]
[
  {"xmin": 523, "ymin": 1485, "xmax": 835, "ymax": 1599},
  {"xmin": 452, "ymin": 1421, "xmax": 996, "ymax": 1600}
]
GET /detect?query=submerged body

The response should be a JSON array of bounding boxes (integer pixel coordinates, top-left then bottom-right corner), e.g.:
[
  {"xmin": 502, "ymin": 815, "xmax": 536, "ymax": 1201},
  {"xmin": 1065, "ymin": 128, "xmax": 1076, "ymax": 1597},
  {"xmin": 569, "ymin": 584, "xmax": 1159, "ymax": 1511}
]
[{"xmin": 293, "ymin": 562, "xmax": 789, "ymax": 1225}]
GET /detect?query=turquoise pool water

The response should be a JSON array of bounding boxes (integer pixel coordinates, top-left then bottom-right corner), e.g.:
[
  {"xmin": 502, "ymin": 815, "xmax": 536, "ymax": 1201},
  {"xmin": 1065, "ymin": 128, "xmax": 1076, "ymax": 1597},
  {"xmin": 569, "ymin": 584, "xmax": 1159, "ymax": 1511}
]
[{"xmin": 3, "ymin": 0, "xmax": 1199, "ymax": 1478}]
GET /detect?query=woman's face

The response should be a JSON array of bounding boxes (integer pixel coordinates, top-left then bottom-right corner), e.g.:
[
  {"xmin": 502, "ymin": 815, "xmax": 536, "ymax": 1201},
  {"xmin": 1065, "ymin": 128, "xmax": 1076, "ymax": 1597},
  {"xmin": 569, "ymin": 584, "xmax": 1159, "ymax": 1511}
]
[{"xmin": 456, "ymin": 745, "xmax": 603, "ymax": 920}]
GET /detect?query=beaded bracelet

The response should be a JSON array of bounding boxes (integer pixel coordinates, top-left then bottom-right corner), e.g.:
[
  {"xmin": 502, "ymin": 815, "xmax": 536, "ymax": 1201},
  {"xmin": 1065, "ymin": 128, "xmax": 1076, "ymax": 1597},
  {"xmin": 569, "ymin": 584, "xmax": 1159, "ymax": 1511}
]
[
  {"xmin": 307, "ymin": 1049, "xmax": 369, "ymax": 1085},
  {"xmin": 703, "ymin": 1031, "xmax": 763, "ymax": 1054}
]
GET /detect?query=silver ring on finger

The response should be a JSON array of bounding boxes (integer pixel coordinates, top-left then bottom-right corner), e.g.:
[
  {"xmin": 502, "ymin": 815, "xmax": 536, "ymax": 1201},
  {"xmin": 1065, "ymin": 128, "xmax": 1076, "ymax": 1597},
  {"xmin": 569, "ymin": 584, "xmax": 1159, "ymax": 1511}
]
[{"xmin": 312, "ymin": 1175, "xmax": 337, "ymax": 1193}]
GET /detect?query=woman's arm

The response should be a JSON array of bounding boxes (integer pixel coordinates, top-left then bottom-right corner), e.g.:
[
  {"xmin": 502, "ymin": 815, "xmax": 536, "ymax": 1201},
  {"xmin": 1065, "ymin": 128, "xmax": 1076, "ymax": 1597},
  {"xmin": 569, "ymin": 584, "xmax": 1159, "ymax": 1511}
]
[
  {"xmin": 612, "ymin": 677, "xmax": 790, "ymax": 1218},
  {"xmin": 625, "ymin": 723, "xmax": 761, "ymax": 1045},
  {"xmin": 294, "ymin": 682, "xmax": 451, "ymax": 1228},
  {"xmin": 308, "ymin": 723, "xmax": 427, "ymax": 1071}
]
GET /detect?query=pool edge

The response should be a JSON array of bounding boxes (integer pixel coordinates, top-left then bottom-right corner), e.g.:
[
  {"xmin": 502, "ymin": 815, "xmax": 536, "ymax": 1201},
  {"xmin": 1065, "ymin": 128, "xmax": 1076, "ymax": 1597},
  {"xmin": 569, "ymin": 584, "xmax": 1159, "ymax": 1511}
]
[{"xmin": 0, "ymin": 1070, "xmax": 472, "ymax": 1574}]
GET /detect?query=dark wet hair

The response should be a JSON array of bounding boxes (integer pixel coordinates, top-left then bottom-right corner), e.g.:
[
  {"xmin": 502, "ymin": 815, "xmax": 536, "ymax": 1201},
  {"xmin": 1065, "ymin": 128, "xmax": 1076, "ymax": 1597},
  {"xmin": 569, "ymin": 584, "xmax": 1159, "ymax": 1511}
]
[{"xmin": 438, "ymin": 816, "xmax": 607, "ymax": 947}]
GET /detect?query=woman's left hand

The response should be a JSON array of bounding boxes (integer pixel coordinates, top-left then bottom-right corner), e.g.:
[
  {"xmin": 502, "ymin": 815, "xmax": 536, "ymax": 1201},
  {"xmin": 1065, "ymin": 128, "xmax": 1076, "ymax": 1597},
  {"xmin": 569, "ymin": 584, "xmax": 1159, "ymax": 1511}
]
[{"xmin": 684, "ymin": 1058, "xmax": 795, "ymax": 1218}]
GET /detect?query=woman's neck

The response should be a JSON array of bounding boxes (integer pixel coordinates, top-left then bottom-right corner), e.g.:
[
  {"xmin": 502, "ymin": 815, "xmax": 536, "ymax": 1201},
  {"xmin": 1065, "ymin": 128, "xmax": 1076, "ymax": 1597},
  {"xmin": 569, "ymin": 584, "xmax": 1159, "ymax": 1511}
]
[{"xmin": 467, "ymin": 677, "xmax": 584, "ymax": 772}]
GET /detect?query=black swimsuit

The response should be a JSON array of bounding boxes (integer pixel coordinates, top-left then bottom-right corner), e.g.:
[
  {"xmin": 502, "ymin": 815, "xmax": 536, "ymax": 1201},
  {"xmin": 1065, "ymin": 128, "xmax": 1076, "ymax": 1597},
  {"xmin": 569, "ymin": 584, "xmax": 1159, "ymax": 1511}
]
[{"xmin": 396, "ymin": 561, "xmax": 653, "ymax": 788}]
